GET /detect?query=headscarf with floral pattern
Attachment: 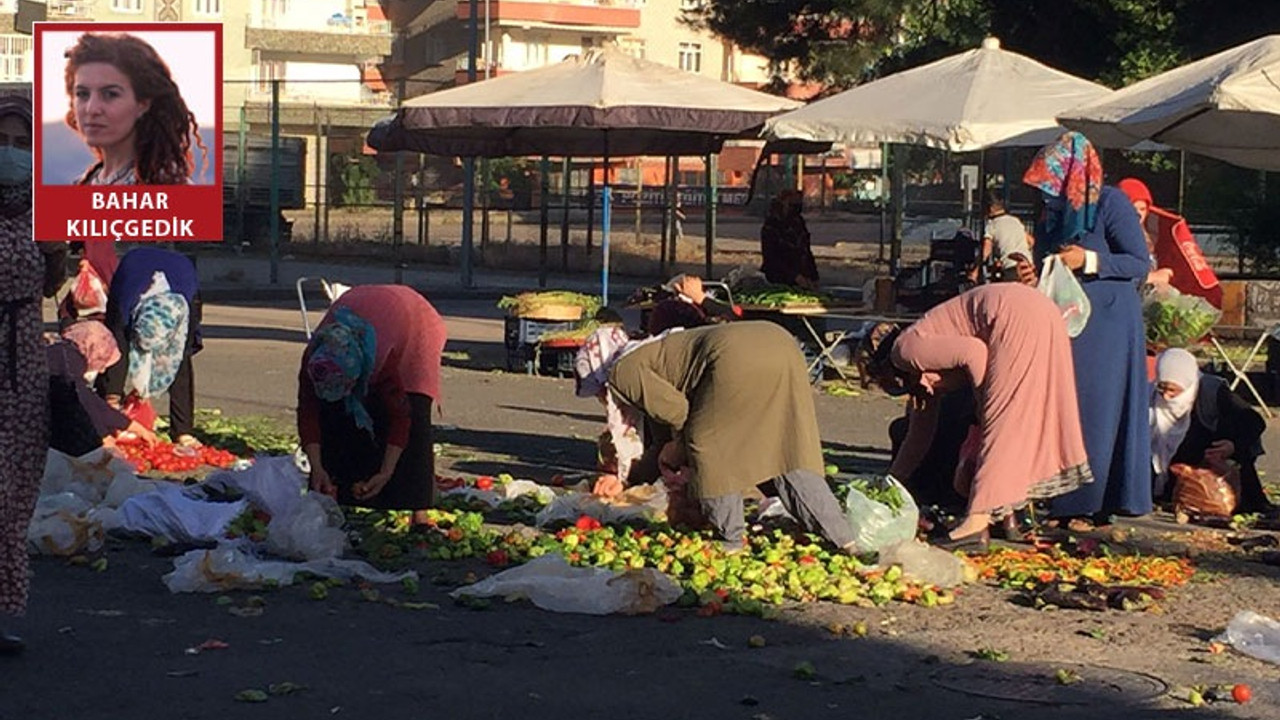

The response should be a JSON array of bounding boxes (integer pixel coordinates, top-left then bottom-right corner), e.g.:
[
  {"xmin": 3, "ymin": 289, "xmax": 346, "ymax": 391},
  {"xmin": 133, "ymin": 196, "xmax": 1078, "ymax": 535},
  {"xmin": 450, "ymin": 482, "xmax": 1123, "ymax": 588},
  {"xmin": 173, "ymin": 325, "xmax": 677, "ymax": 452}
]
[{"xmin": 1023, "ymin": 131, "xmax": 1103, "ymax": 247}]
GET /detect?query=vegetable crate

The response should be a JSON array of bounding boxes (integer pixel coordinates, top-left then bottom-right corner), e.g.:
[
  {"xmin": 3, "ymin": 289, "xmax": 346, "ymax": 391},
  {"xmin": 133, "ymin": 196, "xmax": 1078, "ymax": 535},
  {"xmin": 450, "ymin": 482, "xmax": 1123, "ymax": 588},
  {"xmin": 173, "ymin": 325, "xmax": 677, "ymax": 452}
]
[{"xmin": 504, "ymin": 316, "xmax": 583, "ymax": 375}]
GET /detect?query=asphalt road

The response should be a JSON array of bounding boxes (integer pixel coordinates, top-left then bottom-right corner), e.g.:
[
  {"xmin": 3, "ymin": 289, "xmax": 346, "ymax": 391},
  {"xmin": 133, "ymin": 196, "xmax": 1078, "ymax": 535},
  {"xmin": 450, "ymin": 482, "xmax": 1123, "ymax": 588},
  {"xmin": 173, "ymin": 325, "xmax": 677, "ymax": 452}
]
[{"xmin": 5, "ymin": 300, "xmax": 1278, "ymax": 720}]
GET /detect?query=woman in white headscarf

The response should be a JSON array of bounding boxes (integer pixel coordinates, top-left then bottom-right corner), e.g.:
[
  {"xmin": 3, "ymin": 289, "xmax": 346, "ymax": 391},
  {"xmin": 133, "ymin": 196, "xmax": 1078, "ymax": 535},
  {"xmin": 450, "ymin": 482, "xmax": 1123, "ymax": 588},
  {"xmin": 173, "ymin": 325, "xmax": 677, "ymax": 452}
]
[{"xmin": 1151, "ymin": 348, "xmax": 1272, "ymax": 513}]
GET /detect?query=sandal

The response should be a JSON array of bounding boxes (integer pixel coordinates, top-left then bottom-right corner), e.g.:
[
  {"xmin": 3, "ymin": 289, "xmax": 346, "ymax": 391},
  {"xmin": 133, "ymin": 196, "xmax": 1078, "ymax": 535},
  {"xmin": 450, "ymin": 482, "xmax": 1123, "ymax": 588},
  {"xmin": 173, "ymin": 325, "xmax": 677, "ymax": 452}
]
[
  {"xmin": 927, "ymin": 525, "xmax": 990, "ymax": 553},
  {"xmin": 175, "ymin": 434, "xmax": 203, "ymax": 449}
]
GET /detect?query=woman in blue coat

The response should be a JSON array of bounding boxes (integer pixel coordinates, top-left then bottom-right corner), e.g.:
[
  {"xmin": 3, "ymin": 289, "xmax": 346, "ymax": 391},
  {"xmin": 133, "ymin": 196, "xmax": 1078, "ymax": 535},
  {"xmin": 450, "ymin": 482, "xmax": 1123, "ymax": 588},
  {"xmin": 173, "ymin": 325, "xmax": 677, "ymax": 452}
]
[{"xmin": 1021, "ymin": 132, "xmax": 1152, "ymax": 528}]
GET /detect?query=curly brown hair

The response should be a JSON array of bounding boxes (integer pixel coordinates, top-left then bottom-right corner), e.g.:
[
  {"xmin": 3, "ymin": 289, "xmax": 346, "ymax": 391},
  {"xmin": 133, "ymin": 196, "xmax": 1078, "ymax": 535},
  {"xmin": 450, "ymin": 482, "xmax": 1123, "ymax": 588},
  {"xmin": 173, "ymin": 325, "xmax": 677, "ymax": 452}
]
[{"xmin": 64, "ymin": 32, "xmax": 209, "ymax": 185}]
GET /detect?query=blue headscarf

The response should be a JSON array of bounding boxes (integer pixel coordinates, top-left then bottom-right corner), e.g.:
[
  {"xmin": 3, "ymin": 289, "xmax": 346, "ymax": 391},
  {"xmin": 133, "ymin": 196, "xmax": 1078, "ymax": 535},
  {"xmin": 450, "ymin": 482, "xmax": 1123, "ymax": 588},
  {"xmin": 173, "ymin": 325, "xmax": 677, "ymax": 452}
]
[{"xmin": 306, "ymin": 307, "xmax": 377, "ymax": 433}]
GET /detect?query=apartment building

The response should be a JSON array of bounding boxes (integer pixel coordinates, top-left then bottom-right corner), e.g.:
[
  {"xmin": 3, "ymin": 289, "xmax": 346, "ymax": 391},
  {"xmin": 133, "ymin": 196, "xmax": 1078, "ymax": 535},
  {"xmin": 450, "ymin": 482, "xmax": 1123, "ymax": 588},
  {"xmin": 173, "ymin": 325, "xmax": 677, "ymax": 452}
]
[
  {"xmin": 388, "ymin": 0, "xmax": 772, "ymax": 89},
  {"xmin": 6, "ymin": 0, "xmax": 396, "ymax": 206}
]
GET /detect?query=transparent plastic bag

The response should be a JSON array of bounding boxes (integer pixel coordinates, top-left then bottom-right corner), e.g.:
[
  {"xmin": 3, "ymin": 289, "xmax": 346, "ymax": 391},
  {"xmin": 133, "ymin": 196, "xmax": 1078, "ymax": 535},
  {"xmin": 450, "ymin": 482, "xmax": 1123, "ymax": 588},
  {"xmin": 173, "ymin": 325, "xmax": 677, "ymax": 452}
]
[
  {"xmin": 265, "ymin": 493, "xmax": 347, "ymax": 561},
  {"xmin": 163, "ymin": 547, "xmax": 415, "ymax": 593},
  {"xmin": 1214, "ymin": 610, "xmax": 1280, "ymax": 664},
  {"xmin": 1142, "ymin": 284, "xmax": 1221, "ymax": 349},
  {"xmin": 843, "ymin": 475, "xmax": 919, "ymax": 554},
  {"xmin": 878, "ymin": 540, "xmax": 967, "ymax": 588},
  {"xmin": 451, "ymin": 554, "xmax": 682, "ymax": 615},
  {"xmin": 1038, "ymin": 255, "xmax": 1091, "ymax": 338}
]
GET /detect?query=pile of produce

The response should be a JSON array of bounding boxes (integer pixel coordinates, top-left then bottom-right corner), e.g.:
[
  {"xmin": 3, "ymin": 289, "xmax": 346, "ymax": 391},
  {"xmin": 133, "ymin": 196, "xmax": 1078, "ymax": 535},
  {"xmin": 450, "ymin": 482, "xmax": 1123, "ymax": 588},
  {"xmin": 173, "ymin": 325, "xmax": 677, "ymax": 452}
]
[
  {"xmin": 225, "ymin": 507, "xmax": 272, "ymax": 542},
  {"xmin": 1143, "ymin": 290, "xmax": 1221, "ymax": 349},
  {"xmin": 734, "ymin": 284, "xmax": 832, "ymax": 308},
  {"xmin": 968, "ymin": 546, "xmax": 1196, "ymax": 589},
  {"xmin": 180, "ymin": 410, "xmax": 298, "ymax": 456},
  {"xmin": 537, "ymin": 320, "xmax": 617, "ymax": 345},
  {"xmin": 115, "ymin": 437, "xmax": 238, "ymax": 475},
  {"xmin": 498, "ymin": 291, "xmax": 602, "ymax": 319},
  {"xmin": 835, "ymin": 478, "xmax": 908, "ymax": 514}
]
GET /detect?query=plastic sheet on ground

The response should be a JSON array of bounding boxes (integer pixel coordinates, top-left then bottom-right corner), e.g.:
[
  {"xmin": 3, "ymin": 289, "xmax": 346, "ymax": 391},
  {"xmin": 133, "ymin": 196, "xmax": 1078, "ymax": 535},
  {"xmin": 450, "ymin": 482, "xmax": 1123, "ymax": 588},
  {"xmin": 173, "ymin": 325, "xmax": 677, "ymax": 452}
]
[
  {"xmin": 28, "ymin": 449, "xmax": 159, "ymax": 556},
  {"xmin": 451, "ymin": 554, "xmax": 681, "ymax": 615},
  {"xmin": 163, "ymin": 546, "xmax": 415, "ymax": 593},
  {"xmin": 1215, "ymin": 610, "xmax": 1280, "ymax": 664},
  {"xmin": 440, "ymin": 479, "xmax": 557, "ymax": 509},
  {"xmin": 534, "ymin": 482, "xmax": 668, "ymax": 527},
  {"xmin": 27, "ymin": 493, "xmax": 105, "ymax": 556}
]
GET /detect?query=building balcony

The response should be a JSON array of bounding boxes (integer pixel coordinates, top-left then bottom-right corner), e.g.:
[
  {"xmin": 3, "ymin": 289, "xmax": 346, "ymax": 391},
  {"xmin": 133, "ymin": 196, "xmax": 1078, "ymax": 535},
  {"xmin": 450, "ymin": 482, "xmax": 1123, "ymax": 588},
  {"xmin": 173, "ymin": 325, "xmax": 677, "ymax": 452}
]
[
  {"xmin": 452, "ymin": 58, "xmax": 513, "ymax": 85},
  {"xmin": 45, "ymin": 1, "xmax": 95, "ymax": 21},
  {"xmin": 245, "ymin": 12, "xmax": 394, "ymax": 59},
  {"xmin": 454, "ymin": 0, "xmax": 640, "ymax": 31}
]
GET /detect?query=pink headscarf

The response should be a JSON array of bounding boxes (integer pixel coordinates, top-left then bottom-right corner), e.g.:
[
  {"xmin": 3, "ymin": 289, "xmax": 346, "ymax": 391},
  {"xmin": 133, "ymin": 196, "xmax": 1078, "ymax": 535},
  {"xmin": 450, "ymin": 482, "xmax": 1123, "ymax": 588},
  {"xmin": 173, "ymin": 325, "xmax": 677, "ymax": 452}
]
[{"xmin": 62, "ymin": 320, "xmax": 121, "ymax": 373}]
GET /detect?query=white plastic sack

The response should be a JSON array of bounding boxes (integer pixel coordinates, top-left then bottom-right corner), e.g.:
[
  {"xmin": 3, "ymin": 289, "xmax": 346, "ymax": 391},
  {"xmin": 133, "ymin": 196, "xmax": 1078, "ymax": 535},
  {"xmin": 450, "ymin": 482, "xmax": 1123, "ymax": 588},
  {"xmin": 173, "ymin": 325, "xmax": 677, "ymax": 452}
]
[
  {"xmin": 265, "ymin": 493, "xmax": 347, "ymax": 561},
  {"xmin": 27, "ymin": 493, "xmax": 104, "ymax": 556},
  {"xmin": 1038, "ymin": 255, "xmax": 1091, "ymax": 338},
  {"xmin": 441, "ymin": 480, "xmax": 557, "ymax": 510},
  {"xmin": 878, "ymin": 540, "xmax": 967, "ymax": 588},
  {"xmin": 41, "ymin": 448, "xmax": 138, "ymax": 505},
  {"xmin": 202, "ymin": 456, "xmax": 307, "ymax": 519},
  {"xmin": 451, "ymin": 554, "xmax": 681, "ymax": 615},
  {"xmin": 118, "ymin": 483, "xmax": 248, "ymax": 543},
  {"xmin": 534, "ymin": 483, "xmax": 668, "ymax": 527},
  {"xmin": 164, "ymin": 547, "xmax": 416, "ymax": 593},
  {"xmin": 843, "ymin": 476, "xmax": 920, "ymax": 554}
]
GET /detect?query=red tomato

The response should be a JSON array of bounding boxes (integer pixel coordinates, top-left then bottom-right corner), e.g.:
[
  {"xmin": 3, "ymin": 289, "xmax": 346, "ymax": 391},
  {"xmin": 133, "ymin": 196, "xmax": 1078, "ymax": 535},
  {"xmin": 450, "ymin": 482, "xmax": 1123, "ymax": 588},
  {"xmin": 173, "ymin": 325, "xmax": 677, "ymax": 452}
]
[
  {"xmin": 474, "ymin": 476, "xmax": 494, "ymax": 491},
  {"xmin": 1233, "ymin": 684, "xmax": 1252, "ymax": 704}
]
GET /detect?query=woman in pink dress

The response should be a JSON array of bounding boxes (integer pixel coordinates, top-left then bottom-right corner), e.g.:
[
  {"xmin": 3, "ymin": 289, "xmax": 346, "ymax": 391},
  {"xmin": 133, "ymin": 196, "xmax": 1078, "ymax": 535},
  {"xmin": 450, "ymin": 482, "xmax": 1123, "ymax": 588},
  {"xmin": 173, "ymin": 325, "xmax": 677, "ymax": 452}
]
[{"xmin": 864, "ymin": 283, "xmax": 1093, "ymax": 548}]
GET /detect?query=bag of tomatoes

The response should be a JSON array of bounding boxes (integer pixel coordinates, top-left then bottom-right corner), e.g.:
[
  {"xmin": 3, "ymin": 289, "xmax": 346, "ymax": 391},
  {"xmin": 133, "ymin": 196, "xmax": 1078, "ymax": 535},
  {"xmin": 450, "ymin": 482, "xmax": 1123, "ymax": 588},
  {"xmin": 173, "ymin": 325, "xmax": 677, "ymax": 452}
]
[{"xmin": 122, "ymin": 397, "xmax": 157, "ymax": 431}]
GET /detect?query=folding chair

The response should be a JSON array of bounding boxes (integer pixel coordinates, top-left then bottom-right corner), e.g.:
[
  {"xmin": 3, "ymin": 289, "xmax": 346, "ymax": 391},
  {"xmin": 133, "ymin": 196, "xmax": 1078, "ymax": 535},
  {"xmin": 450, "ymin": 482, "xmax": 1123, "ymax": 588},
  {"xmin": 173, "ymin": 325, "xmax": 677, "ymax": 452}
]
[
  {"xmin": 1208, "ymin": 324, "xmax": 1280, "ymax": 419},
  {"xmin": 296, "ymin": 276, "xmax": 351, "ymax": 339}
]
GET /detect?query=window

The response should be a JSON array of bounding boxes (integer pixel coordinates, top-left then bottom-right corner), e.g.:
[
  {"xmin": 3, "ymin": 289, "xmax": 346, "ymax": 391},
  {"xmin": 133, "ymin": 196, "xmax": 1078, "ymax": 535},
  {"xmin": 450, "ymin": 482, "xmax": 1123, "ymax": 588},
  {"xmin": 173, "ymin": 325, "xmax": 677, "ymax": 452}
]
[
  {"xmin": 0, "ymin": 35, "xmax": 32, "ymax": 83},
  {"xmin": 193, "ymin": 0, "xmax": 221, "ymax": 15},
  {"xmin": 679, "ymin": 0, "xmax": 705, "ymax": 9},
  {"xmin": 111, "ymin": 0, "xmax": 143, "ymax": 12},
  {"xmin": 678, "ymin": 42, "xmax": 701, "ymax": 73},
  {"xmin": 620, "ymin": 38, "xmax": 645, "ymax": 60}
]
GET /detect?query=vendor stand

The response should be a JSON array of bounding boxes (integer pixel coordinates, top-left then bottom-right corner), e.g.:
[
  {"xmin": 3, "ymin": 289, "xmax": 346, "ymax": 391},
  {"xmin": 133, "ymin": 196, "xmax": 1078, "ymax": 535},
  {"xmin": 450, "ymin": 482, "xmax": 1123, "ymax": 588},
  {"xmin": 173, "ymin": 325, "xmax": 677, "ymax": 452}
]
[{"xmin": 499, "ymin": 291, "xmax": 602, "ymax": 376}]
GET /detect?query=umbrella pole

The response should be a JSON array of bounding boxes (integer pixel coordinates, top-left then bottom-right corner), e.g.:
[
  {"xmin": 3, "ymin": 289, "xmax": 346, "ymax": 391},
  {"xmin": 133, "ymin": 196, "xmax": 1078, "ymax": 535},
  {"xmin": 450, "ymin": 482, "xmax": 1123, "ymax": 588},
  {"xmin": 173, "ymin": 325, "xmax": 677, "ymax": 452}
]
[
  {"xmin": 560, "ymin": 157, "xmax": 571, "ymax": 272},
  {"xmin": 878, "ymin": 143, "xmax": 888, "ymax": 263},
  {"xmin": 1178, "ymin": 150, "xmax": 1187, "ymax": 216},
  {"xmin": 705, "ymin": 151, "xmax": 717, "ymax": 279},
  {"xmin": 602, "ymin": 136, "xmax": 612, "ymax": 303},
  {"xmin": 586, "ymin": 161, "xmax": 596, "ymax": 255},
  {"xmin": 659, "ymin": 156, "xmax": 671, "ymax": 277},
  {"xmin": 539, "ymin": 155, "xmax": 550, "ymax": 288}
]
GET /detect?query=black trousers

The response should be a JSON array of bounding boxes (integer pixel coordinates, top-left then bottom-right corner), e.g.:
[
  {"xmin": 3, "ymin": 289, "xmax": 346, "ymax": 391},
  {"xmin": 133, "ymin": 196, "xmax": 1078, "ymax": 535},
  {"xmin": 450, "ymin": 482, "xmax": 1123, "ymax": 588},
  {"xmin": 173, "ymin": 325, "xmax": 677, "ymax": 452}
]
[
  {"xmin": 101, "ymin": 294, "xmax": 201, "ymax": 438},
  {"xmin": 319, "ymin": 393, "xmax": 435, "ymax": 511}
]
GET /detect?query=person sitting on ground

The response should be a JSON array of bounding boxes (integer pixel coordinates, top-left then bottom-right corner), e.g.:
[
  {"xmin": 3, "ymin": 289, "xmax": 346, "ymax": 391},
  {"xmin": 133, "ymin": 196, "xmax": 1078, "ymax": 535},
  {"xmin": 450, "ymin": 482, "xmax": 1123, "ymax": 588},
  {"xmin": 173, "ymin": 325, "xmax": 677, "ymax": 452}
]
[
  {"xmin": 980, "ymin": 191, "xmax": 1034, "ymax": 283},
  {"xmin": 1150, "ymin": 348, "xmax": 1274, "ymax": 514},
  {"xmin": 47, "ymin": 320, "xmax": 157, "ymax": 456},
  {"xmin": 575, "ymin": 321, "xmax": 857, "ymax": 553},
  {"xmin": 864, "ymin": 283, "xmax": 1094, "ymax": 550},
  {"xmin": 298, "ymin": 285, "xmax": 446, "ymax": 525},
  {"xmin": 646, "ymin": 274, "xmax": 738, "ymax": 336},
  {"xmin": 760, "ymin": 190, "xmax": 819, "ymax": 289}
]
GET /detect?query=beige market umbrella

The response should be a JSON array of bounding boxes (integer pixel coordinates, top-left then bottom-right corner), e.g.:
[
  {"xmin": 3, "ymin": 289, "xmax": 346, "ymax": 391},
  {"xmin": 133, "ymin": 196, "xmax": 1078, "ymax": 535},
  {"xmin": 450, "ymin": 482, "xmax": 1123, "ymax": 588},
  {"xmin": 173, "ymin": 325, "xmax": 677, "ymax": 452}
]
[
  {"xmin": 1059, "ymin": 35, "xmax": 1280, "ymax": 170},
  {"xmin": 763, "ymin": 38, "xmax": 1112, "ymax": 151}
]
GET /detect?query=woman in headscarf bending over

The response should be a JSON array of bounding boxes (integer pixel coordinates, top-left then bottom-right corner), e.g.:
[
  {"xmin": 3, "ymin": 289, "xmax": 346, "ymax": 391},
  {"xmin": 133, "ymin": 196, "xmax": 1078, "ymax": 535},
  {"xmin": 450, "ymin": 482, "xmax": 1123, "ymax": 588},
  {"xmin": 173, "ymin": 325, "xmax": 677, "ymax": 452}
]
[
  {"xmin": 865, "ymin": 284, "xmax": 1094, "ymax": 550},
  {"xmin": 100, "ymin": 247, "xmax": 201, "ymax": 445},
  {"xmin": 1150, "ymin": 348, "xmax": 1272, "ymax": 514},
  {"xmin": 574, "ymin": 322, "xmax": 855, "ymax": 552},
  {"xmin": 297, "ymin": 285, "xmax": 446, "ymax": 523},
  {"xmin": 0, "ymin": 91, "xmax": 68, "ymax": 654},
  {"xmin": 1020, "ymin": 132, "xmax": 1153, "ymax": 530},
  {"xmin": 48, "ymin": 320, "xmax": 158, "ymax": 456}
]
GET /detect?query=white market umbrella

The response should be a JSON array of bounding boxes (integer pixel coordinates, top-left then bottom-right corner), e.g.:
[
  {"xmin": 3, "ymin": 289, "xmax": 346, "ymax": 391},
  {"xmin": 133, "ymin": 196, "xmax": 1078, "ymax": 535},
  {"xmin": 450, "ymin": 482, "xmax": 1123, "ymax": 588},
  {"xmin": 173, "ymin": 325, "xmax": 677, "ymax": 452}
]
[
  {"xmin": 763, "ymin": 38, "xmax": 1112, "ymax": 151},
  {"xmin": 1059, "ymin": 35, "xmax": 1280, "ymax": 170},
  {"xmin": 368, "ymin": 47, "xmax": 801, "ymax": 298}
]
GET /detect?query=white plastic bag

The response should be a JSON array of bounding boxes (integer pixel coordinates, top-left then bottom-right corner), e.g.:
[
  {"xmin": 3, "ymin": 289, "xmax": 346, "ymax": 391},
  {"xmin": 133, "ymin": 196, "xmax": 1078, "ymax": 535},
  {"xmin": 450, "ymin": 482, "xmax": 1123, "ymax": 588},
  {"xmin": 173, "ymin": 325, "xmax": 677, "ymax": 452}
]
[
  {"xmin": 202, "ymin": 456, "xmax": 307, "ymax": 519},
  {"xmin": 163, "ymin": 547, "xmax": 415, "ymax": 593},
  {"xmin": 117, "ymin": 483, "xmax": 248, "ymax": 543},
  {"xmin": 878, "ymin": 540, "xmax": 967, "ymax": 588},
  {"xmin": 265, "ymin": 493, "xmax": 347, "ymax": 561},
  {"xmin": 843, "ymin": 475, "xmax": 919, "ymax": 554},
  {"xmin": 41, "ymin": 448, "xmax": 138, "ymax": 505},
  {"xmin": 27, "ymin": 493, "xmax": 105, "ymax": 556},
  {"xmin": 451, "ymin": 554, "xmax": 681, "ymax": 615},
  {"xmin": 534, "ymin": 482, "xmax": 668, "ymax": 527},
  {"xmin": 1038, "ymin": 255, "xmax": 1091, "ymax": 338},
  {"xmin": 1214, "ymin": 611, "xmax": 1280, "ymax": 664}
]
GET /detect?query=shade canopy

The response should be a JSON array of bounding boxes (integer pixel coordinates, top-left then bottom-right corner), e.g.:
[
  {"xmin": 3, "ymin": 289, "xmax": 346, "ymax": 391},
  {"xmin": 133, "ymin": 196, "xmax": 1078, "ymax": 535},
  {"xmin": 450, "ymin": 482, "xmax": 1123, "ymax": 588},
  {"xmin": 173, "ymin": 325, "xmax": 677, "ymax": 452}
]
[
  {"xmin": 367, "ymin": 46, "xmax": 802, "ymax": 157},
  {"xmin": 1059, "ymin": 35, "xmax": 1280, "ymax": 170},
  {"xmin": 763, "ymin": 38, "xmax": 1112, "ymax": 152}
]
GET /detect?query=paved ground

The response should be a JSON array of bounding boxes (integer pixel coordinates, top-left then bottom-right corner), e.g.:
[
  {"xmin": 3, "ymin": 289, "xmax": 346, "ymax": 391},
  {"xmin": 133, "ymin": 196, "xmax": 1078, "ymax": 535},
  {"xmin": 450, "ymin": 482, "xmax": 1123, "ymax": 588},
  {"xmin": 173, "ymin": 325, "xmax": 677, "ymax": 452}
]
[{"xmin": 5, "ymin": 292, "xmax": 1280, "ymax": 719}]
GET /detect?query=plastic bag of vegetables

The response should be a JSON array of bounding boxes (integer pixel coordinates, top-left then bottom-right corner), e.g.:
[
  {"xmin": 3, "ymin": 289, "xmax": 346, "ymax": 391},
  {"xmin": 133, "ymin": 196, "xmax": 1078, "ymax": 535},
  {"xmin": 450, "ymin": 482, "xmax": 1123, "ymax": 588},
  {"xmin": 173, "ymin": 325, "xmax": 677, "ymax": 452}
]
[
  {"xmin": 1143, "ymin": 286, "xmax": 1221, "ymax": 350},
  {"xmin": 840, "ymin": 475, "xmax": 919, "ymax": 554}
]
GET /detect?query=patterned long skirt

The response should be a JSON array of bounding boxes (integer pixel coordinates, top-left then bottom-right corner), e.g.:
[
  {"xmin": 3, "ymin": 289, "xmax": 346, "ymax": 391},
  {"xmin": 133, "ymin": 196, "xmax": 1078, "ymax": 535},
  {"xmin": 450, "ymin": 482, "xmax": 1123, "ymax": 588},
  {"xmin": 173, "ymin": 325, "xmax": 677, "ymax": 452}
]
[{"xmin": 1, "ymin": 300, "xmax": 49, "ymax": 616}]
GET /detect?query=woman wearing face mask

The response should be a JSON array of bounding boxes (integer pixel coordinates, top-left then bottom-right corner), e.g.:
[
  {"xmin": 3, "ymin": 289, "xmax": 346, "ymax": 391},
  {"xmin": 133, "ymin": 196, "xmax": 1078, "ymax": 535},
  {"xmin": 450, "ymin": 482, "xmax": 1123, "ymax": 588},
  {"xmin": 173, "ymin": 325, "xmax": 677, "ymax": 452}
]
[
  {"xmin": 864, "ymin": 284, "xmax": 1093, "ymax": 549},
  {"xmin": 1019, "ymin": 132, "xmax": 1153, "ymax": 531},
  {"xmin": 47, "ymin": 320, "xmax": 158, "ymax": 456},
  {"xmin": 0, "ymin": 92, "xmax": 68, "ymax": 655},
  {"xmin": 1150, "ymin": 348, "xmax": 1273, "ymax": 514}
]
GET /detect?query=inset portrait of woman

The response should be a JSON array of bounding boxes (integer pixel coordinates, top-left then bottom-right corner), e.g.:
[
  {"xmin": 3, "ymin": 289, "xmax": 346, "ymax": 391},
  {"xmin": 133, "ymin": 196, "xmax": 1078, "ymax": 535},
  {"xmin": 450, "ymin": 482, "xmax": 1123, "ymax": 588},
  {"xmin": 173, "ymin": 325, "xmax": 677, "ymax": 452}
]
[{"xmin": 41, "ymin": 31, "xmax": 214, "ymax": 186}]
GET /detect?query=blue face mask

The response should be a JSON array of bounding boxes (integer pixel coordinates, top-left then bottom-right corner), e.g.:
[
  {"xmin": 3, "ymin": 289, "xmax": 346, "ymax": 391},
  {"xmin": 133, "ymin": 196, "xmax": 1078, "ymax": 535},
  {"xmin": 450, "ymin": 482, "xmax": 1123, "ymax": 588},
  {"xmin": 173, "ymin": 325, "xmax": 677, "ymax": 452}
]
[{"xmin": 0, "ymin": 145, "xmax": 31, "ymax": 186}]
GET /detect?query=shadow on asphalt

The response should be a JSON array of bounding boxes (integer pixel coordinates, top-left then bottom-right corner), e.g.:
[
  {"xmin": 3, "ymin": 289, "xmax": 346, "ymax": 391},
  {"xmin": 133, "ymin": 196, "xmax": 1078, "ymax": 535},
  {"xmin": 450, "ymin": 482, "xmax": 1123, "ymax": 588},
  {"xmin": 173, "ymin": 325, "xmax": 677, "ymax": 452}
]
[
  {"xmin": 436, "ymin": 426, "xmax": 596, "ymax": 480},
  {"xmin": 201, "ymin": 325, "xmax": 309, "ymax": 344},
  {"xmin": 497, "ymin": 404, "xmax": 610, "ymax": 425}
]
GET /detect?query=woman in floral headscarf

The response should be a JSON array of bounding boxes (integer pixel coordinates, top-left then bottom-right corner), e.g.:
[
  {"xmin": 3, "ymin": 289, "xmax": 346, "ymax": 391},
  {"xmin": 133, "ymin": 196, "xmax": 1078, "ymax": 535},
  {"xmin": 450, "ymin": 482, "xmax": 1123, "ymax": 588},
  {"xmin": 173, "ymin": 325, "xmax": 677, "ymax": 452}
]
[
  {"xmin": 1021, "ymin": 132, "xmax": 1153, "ymax": 529},
  {"xmin": 297, "ymin": 285, "xmax": 446, "ymax": 520}
]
